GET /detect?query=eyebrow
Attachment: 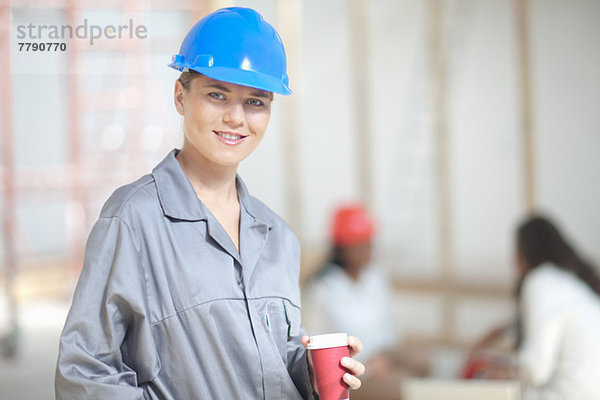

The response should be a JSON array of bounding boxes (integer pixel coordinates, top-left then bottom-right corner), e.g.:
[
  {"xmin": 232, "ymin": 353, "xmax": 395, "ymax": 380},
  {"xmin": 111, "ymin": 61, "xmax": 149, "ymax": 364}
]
[
  {"xmin": 204, "ymin": 84, "xmax": 271, "ymax": 99},
  {"xmin": 249, "ymin": 91, "xmax": 271, "ymax": 99},
  {"xmin": 204, "ymin": 84, "xmax": 231, "ymax": 92}
]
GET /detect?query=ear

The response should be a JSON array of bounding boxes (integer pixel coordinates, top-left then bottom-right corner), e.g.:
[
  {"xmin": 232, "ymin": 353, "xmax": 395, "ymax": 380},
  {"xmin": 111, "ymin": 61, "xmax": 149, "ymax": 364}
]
[{"xmin": 174, "ymin": 80, "xmax": 185, "ymax": 116}]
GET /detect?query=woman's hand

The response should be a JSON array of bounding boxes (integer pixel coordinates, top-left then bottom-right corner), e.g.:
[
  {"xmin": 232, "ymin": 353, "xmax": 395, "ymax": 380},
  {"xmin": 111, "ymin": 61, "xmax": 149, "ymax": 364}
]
[{"xmin": 301, "ymin": 335, "xmax": 366, "ymax": 392}]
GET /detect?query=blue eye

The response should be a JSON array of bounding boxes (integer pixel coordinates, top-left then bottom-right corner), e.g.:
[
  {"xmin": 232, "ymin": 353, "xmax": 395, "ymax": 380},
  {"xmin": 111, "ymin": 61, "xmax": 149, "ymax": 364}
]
[
  {"xmin": 209, "ymin": 92, "xmax": 225, "ymax": 100},
  {"xmin": 247, "ymin": 98, "xmax": 264, "ymax": 107}
]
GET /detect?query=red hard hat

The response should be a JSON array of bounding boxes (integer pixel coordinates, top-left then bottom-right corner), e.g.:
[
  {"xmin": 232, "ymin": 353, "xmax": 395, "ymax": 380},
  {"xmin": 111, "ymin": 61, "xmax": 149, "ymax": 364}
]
[{"xmin": 330, "ymin": 204, "xmax": 376, "ymax": 246}]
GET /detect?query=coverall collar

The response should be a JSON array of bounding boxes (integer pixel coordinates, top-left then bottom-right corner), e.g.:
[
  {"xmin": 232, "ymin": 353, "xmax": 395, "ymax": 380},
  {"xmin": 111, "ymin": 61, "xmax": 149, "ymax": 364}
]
[
  {"xmin": 152, "ymin": 149, "xmax": 271, "ymax": 228},
  {"xmin": 152, "ymin": 150, "xmax": 271, "ymax": 267},
  {"xmin": 152, "ymin": 149, "xmax": 207, "ymax": 221}
]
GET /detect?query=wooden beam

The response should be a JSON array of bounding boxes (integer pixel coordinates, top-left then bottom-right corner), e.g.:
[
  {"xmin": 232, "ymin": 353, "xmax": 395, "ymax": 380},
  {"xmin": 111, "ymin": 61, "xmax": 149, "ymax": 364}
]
[
  {"xmin": 349, "ymin": 0, "xmax": 374, "ymax": 207},
  {"xmin": 428, "ymin": 0, "xmax": 457, "ymax": 345},
  {"xmin": 276, "ymin": 0, "xmax": 304, "ymax": 237},
  {"xmin": 1, "ymin": 0, "xmax": 19, "ymax": 347},
  {"xmin": 391, "ymin": 277, "xmax": 513, "ymax": 299},
  {"xmin": 515, "ymin": 0, "xmax": 535, "ymax": 211}
]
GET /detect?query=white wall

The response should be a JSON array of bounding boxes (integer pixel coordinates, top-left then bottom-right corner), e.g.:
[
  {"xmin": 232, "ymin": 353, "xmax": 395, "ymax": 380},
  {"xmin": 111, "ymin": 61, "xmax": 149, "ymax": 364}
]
[
  {"xmin": 3, "ymin": 0, "xmax": 599, "ymax": 348},
  {"xmin": 531, "ymin": 0, "xmax": 600, "ymax": 263}
]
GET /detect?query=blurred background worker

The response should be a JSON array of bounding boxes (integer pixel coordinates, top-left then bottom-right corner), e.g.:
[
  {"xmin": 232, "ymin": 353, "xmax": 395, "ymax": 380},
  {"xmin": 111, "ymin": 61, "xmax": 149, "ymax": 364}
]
[
  {"xmin": 303, "ymin": 204, "xmax": 428, "ymax": 400},
  {"xmin": 515, "ymin": 215, "xmax": 600, "ymax": 400},
  {"xmin": 464, "ymin": 214, "xmax": 600, "ymax": 399}
]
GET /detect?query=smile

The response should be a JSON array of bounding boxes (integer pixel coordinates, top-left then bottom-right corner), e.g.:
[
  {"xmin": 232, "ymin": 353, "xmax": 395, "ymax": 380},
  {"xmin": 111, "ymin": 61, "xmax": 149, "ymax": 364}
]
[{"xmin": 214, "ymin": 131, "xmax": 248, "ymax": 145}]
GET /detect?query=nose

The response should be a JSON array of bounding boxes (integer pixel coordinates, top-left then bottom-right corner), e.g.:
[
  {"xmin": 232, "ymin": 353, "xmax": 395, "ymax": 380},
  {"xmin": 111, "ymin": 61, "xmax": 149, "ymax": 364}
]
[{"xmin": 223, "ymin": 101, "xmax": 244, "ymax": 126}]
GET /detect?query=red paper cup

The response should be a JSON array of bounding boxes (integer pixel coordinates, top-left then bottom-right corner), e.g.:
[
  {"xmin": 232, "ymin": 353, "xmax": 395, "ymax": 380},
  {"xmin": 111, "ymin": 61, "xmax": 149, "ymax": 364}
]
[{"xmin": 308, "ymin": 333, "xmax": 350, "ymax": 400}]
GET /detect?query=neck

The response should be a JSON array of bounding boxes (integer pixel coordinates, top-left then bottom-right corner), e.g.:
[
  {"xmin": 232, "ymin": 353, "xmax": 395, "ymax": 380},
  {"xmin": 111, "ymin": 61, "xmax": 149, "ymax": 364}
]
[
  {"xmin": 344, "ymin": 263, "xmax": 362, "ymax": 282},
  {"xmin": 176, "ymin": 146, "xmax": 239, "ymax": 203}
]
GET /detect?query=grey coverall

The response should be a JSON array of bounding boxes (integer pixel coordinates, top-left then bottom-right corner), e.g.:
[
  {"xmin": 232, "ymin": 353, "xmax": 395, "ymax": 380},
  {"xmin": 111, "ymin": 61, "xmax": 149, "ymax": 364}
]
[{"xmin": 55, "ymin": 150, "xmax": 314, "ymax": 399}]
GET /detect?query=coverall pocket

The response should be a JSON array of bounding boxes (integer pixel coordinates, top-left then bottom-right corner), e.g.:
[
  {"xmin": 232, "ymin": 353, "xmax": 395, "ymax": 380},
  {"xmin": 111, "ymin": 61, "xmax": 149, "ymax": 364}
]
[
  {"xmin": 266, "ymin": 298, "xmax": 302, "ymax": 364},
  {"xmin": 266, "ymin": 300, "xmax": 287, "ymax": 358},
  {"xmin": 283, "ymin": 299, "xmax": 301, "ymax": 339}
]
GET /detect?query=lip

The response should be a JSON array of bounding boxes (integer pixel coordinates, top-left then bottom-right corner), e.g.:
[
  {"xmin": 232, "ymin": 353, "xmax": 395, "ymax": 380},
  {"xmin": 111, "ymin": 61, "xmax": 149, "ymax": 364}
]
[{"xmin": 213, "ymin": 130, "xmax": 248, "ymax": 145}]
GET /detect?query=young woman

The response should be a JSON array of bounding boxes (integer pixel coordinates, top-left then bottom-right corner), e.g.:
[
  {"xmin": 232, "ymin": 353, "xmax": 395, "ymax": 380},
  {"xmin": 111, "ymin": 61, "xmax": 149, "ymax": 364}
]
[
  {"xmin": 516, "ymin": 215, "xmax": 600, "ymax": 400},
  {"xmin": 55, "ymin": 7, "xmax": 364, "ymax": 399}
]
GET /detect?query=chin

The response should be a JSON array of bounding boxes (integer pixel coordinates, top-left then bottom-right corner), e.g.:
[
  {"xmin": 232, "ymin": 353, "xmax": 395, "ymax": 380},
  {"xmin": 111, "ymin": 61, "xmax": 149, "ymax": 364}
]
[
  {"xmin": 212, "ymin": 155, "xmax": 247, "ymax": 167},
  {"xmin": 219, "ymin": 151, "xmax": 253, "ymax": 164}
]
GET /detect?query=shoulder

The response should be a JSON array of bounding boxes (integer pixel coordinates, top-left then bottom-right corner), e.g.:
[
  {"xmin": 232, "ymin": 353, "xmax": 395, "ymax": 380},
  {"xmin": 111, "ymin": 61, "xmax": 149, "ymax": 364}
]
[
  {"xmin": 99, "ymin": 173, "xmax": 158, "ymax": 222},
  {"xmin": 522, "ymin": 263, "xmax": 582, "ymax": 307},
  {"xmin": 523, "ymin": 263, "xmax": 566, "ymax": 290}
]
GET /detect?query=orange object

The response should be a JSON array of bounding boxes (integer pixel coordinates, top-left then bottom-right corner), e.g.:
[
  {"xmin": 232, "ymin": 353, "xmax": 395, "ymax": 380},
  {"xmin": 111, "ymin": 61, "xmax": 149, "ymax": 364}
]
[{"xmin": 331, "ymin": 204, "xmax": 375, "ymax": 246}]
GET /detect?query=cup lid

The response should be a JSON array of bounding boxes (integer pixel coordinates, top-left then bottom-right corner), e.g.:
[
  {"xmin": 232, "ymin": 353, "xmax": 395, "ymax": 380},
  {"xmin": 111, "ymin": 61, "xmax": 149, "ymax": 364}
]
[{"xmin": 307, "ymin": 333, "xmax": 348, "ymax": 350}]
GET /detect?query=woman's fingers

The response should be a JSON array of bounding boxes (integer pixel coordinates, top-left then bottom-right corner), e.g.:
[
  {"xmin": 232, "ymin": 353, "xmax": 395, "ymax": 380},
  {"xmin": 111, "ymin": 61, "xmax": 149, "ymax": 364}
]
[
  {"xmin": 343, "ymin": 372, "xmax": 362, "ymax": 390},
  {"xmin": 341, "ymin": 356, "xmax": 365, "ymax": 377},
  {"xmin": 304, "ymin": 334, "xmax": 366, "ymax": 392},
  {"xmin": 341, "ymin": 353, "xmax": 365, "ymax": 391},
  {"xmin": 347, "ymin": 336, "xmax": 364, "ymax": 357},
  {"xmin": 302, "ymin": 336, "xmax": 314, "ymax": 366},
  {"xmin": 301, "ymin": 335, "xmax": 310, "ymax": 348},
  {"xmin": 301, "ymin": 335, "xmax": 317, "ymax": 392},
  {"xmin": 344, "ymin": 336, "xmax": 365, "ymax": 390}
]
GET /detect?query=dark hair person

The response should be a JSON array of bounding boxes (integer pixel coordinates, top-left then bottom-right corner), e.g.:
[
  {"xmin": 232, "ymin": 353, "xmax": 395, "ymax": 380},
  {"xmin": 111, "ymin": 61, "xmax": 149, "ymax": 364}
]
[
  {"xmin": 516, "ymin": 216, "xmax": 600, "ymax": 295},
  {"xmin": 515, "ymin": 215, "xmax": 600, "ymax": 400}
]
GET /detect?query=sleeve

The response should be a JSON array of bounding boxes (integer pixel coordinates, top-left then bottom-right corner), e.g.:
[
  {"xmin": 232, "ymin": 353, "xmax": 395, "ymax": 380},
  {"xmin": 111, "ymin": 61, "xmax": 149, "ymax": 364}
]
[
  {"xmin": 518, "ymin": 272, "xmax": 564, "ymax": 386},
  {"xmin": 287, "ymin": 326, "xmax": 316, "ymax": 400},
  {"xmin": 55, "ymin": 216, "xmax": 159, "ymax": 400},
  {"xmin": 283, "ymin": 233, "xmax": 315, "ymax": 399}
]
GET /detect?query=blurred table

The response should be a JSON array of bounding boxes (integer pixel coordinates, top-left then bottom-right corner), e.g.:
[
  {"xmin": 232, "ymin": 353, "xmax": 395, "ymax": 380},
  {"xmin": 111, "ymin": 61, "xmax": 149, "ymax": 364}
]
[{"xmin": 402, "ymin": 378, "xmax": 521, "ymax": 400}]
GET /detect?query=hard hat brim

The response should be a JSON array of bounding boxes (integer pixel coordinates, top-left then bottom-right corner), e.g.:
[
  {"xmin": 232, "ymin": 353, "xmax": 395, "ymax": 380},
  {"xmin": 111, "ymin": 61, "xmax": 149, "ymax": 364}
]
[{"xmin": 168, "ymin": 62, "xmax": 292, "ymax": 96}]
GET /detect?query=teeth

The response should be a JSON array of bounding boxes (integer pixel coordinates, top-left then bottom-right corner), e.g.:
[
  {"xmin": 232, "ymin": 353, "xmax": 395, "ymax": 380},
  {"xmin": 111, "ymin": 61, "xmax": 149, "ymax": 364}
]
[{"xmin": 217, "ymin": 132, "xmax": 242, "ymax": 140}]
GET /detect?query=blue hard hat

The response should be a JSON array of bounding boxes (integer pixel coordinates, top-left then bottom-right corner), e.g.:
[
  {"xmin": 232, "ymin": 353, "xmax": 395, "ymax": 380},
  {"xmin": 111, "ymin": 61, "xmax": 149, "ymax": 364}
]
[{"xmin": 168, "ymin": 7, "xmax": 292, "ymax": 95}]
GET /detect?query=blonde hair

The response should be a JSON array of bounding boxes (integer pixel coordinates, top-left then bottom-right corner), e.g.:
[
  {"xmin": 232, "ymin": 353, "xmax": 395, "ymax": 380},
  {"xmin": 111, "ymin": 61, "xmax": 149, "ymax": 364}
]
[{"xmin": 178, "ymin": 70, "xmax": 201, "ymax": 91}]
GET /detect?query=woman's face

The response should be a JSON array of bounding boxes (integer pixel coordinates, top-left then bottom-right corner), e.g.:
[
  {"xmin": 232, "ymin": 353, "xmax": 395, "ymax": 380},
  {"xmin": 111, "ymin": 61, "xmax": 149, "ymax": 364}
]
[
  {"xmin": 174, "ymin": 74, "xmax": 272, "ymax": 168},
  {"xmin": 341, "ymin": 241, "xmax": 373, "ymax": 271}
]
